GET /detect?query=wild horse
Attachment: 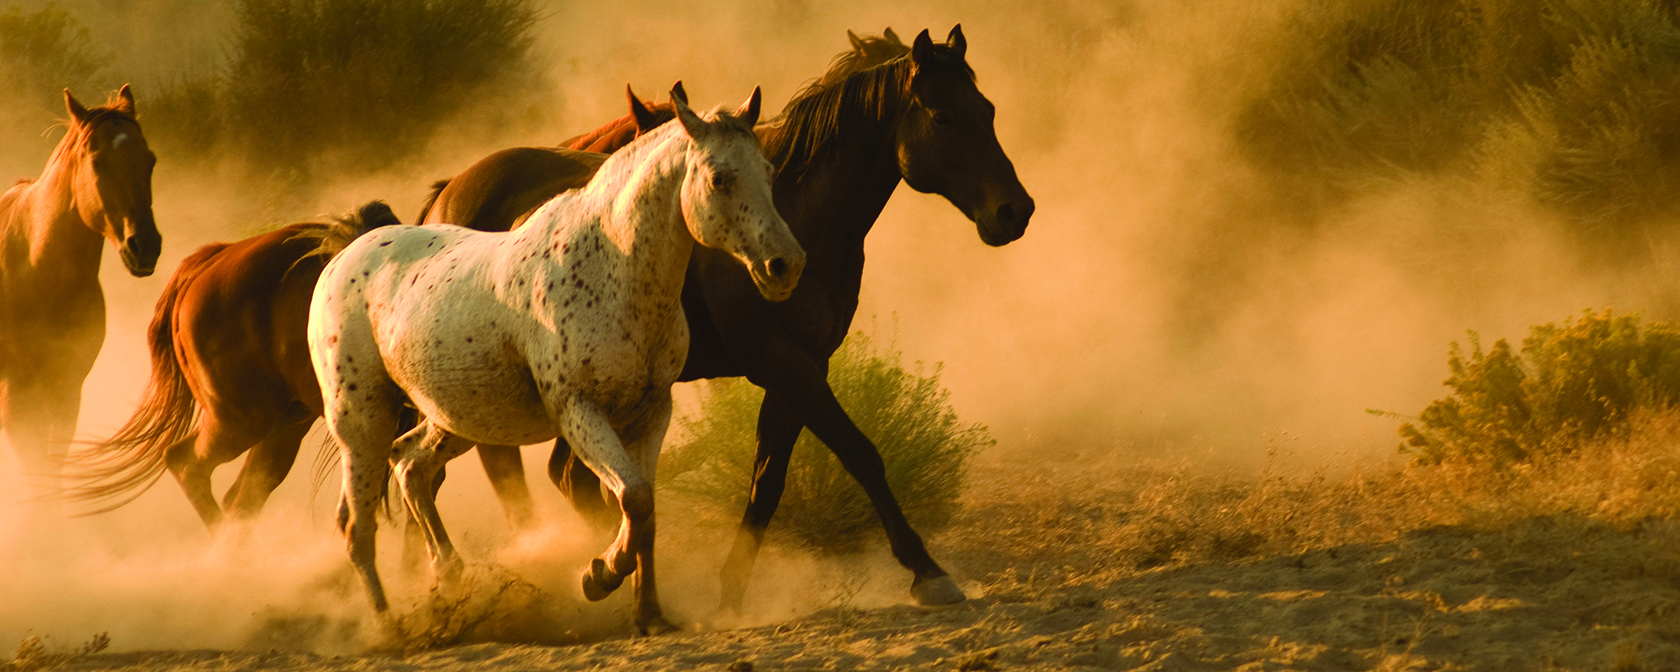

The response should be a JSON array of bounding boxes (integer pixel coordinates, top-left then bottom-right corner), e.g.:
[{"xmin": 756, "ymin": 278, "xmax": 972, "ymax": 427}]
[
  {"xmin": 424, "ymin": 27, "xmax": 1034, "ymax": 614},
  {"xmin": 64, "ymin": 203, "xmax": 399, "ymax": 526},
  {"xmin": 311, "ymin": 87, "xmax": 801, "ymax": 632},
  {"xmin": 1, "ymin": 86, "xmax": 160, "ymax": 481}
]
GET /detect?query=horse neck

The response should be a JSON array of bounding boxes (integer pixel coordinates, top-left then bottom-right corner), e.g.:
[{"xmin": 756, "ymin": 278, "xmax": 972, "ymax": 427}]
[
  {"xmin": 764, "ymin": 60, "xmax": 912, "ymax": 247},
  {"xmin": 4, "ymin": 134, "xmax": 103, "ymax": 273},
  {"xmin": 566, "ymin": 127, "xmax": 695, "ymax": 301}
]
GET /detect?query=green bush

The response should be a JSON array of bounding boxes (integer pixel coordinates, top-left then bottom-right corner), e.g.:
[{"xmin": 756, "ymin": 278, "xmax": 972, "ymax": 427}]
[
  {"xmin": 144, "ymin": 0, "xmax": 539, "ymax": 177},
  {"xmin": 1239, "ymin": 0, "xmax": 1680, "ymax": 229},
  {"xmin": 1398, "ymin": 311, "xmax": 1680, "ymax": 463},
  {"xmin": 659, "ymin": 329, "xmax": 992, "ymax": 555}
]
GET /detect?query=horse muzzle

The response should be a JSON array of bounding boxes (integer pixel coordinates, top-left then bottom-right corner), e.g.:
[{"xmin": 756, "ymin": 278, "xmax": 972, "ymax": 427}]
[
  {"xmin": 119, "ymin": 229, "xmax": 161, "ymax": 277},
  {"xmin": 749, "ymin": 252, "xmax": 806, "ymax": 302},
  {"xmin": 977, "ymin": 196, "xmax": 1034, "ymax": 247}
]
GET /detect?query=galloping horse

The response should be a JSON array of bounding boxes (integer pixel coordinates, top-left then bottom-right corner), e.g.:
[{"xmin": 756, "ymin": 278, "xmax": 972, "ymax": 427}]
[
  {"xmin": 310, "ymin": 87, "xmax": 803, "ymax": 634},
  {"xmin": 427, "ymin": 27, "xmax": 1033, "ymax": 615},
  {"xmin": 1, "ymin": 86, "xmax": 160, "ymax": 479},
  {"xmin": 64, "ymin": 203, "xmax": 399, "ymax": 526}
]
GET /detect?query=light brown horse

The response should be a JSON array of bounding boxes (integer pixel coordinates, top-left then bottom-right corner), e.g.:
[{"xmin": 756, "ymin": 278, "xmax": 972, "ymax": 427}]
[
  {"xmin": 64, "ymin": 203, "xmax": 398, "ymax": 526},
  {"xmin": 1, "ymin": 86, "xmax": 160, "ymax": 480}
]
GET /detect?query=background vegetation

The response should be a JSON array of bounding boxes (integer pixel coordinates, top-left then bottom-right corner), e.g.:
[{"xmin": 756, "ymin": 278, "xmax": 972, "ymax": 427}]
[
  {"xmin": 659, "ymin": 329, "xmax": 992, "ymax": 555},
  {"xmin": 0, "ymin": 0, "xmax": 542, "ymax": 185},
  {"xmin": 1394, "ymin": 311, "xmax": 1680, "ymax": 464},
  {"xmin": 1239, "ymin": 0, "xmax": 1680, "ymax": 233}
]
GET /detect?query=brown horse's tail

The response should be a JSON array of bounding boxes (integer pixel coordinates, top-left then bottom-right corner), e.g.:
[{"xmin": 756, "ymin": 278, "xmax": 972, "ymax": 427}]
[
  {"xmin": 413, "ymin": 180, "xmax": 450, "ymax": 226},
  {"xmin": 60, "ymin": 244, "xmax": 225, "ymax": 514}
]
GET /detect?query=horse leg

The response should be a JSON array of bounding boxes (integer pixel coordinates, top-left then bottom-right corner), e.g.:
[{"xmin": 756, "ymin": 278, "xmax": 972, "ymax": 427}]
[
  {"xmin": 1, "ymin": 374, "xmax": 82, "ymax": 480},
  {"xmin": 476, "ymin": 444, "xmax": 536, "ymax": 530},
  {"xmin": 393, "ymin": 422, "xmax": 475, "ymax": 583},
  {"xmin": 165, "ymin": 417, "xmax": 266, "ymax": 531},
  {"xmin": 221, "ymin": 403, "xmax": 316, "ymax": 522},
  {"xmin": 325, "ymin": 389, "xmax": 403, "ymax": 613},
  {"xmin": 623, "ymin": 394, "xmax": 675, "ymax": 635},
  {"xmin": 547, "ymin": 439, "xmax": 617, "ymax": 532},
  {"xmin": 745, "ymin": 343, "xmax": 964, "ymax": 607},
  {"xmin": 715, "ymin": 392, "xmax": 804, "ymax": 614},
  {"xmin": 557, "ymin": 397, "xmax": 651, "ymax": 603}
]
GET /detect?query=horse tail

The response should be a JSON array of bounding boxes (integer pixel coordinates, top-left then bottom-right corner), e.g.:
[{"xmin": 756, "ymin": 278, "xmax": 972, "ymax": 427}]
[
  {"xmin": 62, "ymin": 244, "xmax": 225, "ymax": 513},
  {"xmin": 414, "ymin": 179, "xmax": 451, "ymax": 226}
]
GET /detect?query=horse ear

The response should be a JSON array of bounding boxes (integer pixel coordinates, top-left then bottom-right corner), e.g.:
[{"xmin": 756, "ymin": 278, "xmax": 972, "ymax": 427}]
[
  {"xmin": 848, "ymin": 29, "xmax": 864, "ymax": 51},
  {"xmin": 911, "ymin": 29, "xmax": 934, "ymax": 64},
  {"xmin": 64, "ymin": 89, "xmax": 88, "ymax": 124},
  {"xmin": 114, "ymin": 83, "xmax": 136, "ymax": 115},
  {"xmin": 734, "ymin": 86, "xmax": 762, "ymax": 128},
  {"xmin": 946, "ymin": 25, "xmax": 966, "ymax": 58},
  {"xmin": 672, "ymin": 81, "xmax": 703, "ymax": 137},
  {"xmin": 884, "ymin": 27, "xmax": 902, "ymax": 46},
  {"xmin": 627, "ymin": 84, "xmax": 658, "ymax": 133}
]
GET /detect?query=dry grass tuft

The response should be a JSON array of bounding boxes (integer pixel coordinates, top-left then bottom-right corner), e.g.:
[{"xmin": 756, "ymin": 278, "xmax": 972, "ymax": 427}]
[{"xmin": 4, "ymin": 632, "xmax": 108, "ymax": 672}]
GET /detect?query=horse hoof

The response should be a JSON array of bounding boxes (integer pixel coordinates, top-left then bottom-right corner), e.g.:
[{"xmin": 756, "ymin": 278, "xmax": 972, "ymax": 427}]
[
  {"xmin": 581, "ymin": 558, "xmax": 624, "ymax": 601},
  {"xmin": 911, "ymin": 574, "xmax": 966, "ymax": 606},
  {"xmin": 636, "ymin": 614, "xmax": 680, "ymax": 636}
]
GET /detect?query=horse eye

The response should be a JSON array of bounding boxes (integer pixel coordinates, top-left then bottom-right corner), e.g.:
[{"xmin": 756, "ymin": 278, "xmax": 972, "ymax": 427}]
[{"xmin": 932, "ymin": 112, "xmax": 953, "ymax": 126}]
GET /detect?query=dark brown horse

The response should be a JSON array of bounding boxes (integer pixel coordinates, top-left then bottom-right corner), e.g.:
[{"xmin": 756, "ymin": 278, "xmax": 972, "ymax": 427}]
[
  {"xmin": 65, "ymin": 203, "xmax": 398, "ymax": 526},
  {"xmin": 423, "ymin": 26, "xmax": 1033, "ymax": 624},
  {"xmin": 1, "ymin": 86, "xmax": 160, "ymax": 480}
]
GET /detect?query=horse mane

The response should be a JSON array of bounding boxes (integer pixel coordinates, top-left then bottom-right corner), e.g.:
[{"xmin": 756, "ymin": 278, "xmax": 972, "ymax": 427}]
[
  {"xmin": 761, "ymin": 37, "xmax": 972, "ymax": 175},
  {"xmin": 415, "ymin": 179, "xmax": 450, "ymax": 224},
  {"xmin": 291, "ymin": 200, "xmax": 402, "ymax": 261},
  {"xmin": 781, "ymin": 30, "xmax": 912, "ymax": 114}
]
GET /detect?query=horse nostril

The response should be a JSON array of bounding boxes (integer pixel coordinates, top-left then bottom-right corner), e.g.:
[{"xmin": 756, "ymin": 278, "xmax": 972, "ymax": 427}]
[
  {"xmin": 768, "ymin": 257, "xmax": 788, "ymax": 279},
  {"xmin": 996, "ymin": 203, "xmax": 1017, "ymax": 228}
]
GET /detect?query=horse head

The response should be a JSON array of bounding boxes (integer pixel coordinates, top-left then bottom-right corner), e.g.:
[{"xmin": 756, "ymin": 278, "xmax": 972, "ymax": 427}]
[
  {"xmin": 672, "ymin": 84, "xmax": 805, "ymax": 301},
  {"xmin": 65, "ymin": 85, "xmax": 160, "ymax": 277},
  {"xmin": 896, "ymin": 26, "xmax": 1034, "ymax": 247}
]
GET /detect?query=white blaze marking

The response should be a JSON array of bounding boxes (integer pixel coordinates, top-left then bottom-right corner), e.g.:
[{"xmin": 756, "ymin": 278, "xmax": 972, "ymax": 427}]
[{"xmin": 113, "ymin": 133, "xmax": 128, "ymax": 148}]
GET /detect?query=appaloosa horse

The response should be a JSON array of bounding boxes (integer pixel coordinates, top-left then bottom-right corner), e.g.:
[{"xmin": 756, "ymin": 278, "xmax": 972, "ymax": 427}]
[
  {"xmin": 64, "ymin": 203, "xmax": 399, "ymax": 526},
  {"xmin": 311, "ymin": 87, "xmax": 803, "ymax": 634},
  {"xmin": 426, "ymin": 27, "xmax": 1034, "ymax": 615},
  {"xmin": 1, "ymin": 86, "xmax": 160, "ymax": 480}
]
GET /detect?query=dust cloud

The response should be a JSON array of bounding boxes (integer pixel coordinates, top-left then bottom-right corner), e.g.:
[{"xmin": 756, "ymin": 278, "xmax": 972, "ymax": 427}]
[{"xmin": 1, "ymin": 0, "xmax": 1671, "ymax": 654}]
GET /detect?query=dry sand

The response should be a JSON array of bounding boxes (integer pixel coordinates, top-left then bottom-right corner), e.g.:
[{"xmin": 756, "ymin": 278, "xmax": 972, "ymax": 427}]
[{"xmin": 12, "ymin": 453, "xmax": 1680, "ymax": 672}]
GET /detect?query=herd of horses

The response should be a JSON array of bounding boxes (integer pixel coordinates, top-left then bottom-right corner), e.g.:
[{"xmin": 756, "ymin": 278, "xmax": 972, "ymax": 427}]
[{"xmin": 0, "ymin": 26, "xmax": 1034, "ymax": 636}]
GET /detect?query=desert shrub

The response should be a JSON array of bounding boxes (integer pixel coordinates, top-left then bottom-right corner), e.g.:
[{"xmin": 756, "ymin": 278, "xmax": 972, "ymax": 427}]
[
  {"xmin": 659, "ymin": 329, "xmax": 992, "ymax": 555},
  {"xmin": 0, "ymin": 3, "xmax": 107, "ymax": 107},
  {"xmin": 1239, "ymin": 0, "xmax": 1680, "ymax": 230},
  {"xmin": 1397, "ymin": 310, "xmax": 1680, "ymax": 463},
  {"xmin": 143, "ymin": 0, "xmax": 539, "ymax": 177}
]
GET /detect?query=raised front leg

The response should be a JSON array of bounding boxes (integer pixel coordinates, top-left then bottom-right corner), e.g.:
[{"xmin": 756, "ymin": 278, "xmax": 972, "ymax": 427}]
[
  {"xmin": 557, "ymin": 397, "xmax": 655, "ymax": 615},
  {"xmin": 717, "ymin": 392, "xmax": 804, "ymax": 613},
  {"xmin": 476, "ymin": 444, "xmax": 536, "ymax": 530},
  {"xmin": 739, "ymin": 341, "xmax": 964, "ymax": 608}
]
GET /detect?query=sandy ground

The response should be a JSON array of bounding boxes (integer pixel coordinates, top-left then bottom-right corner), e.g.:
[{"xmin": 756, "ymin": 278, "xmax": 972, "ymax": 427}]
[{"xmin": 12, "ymin": 455, "xmax": 1680, "ymax": 672}]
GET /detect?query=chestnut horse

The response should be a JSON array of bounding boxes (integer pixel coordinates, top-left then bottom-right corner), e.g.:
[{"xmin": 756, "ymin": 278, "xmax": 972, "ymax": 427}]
[
  {"xmin": 1, "ymin": 86, "xmax": 160, "ymax": 480},
  {"xmin": 65, "ymin": 203, "xmax": 398, "ymax": 526},
  {"xmin": 423, "ymin": 27, "xmax": 1033, "ymax": 615}
]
